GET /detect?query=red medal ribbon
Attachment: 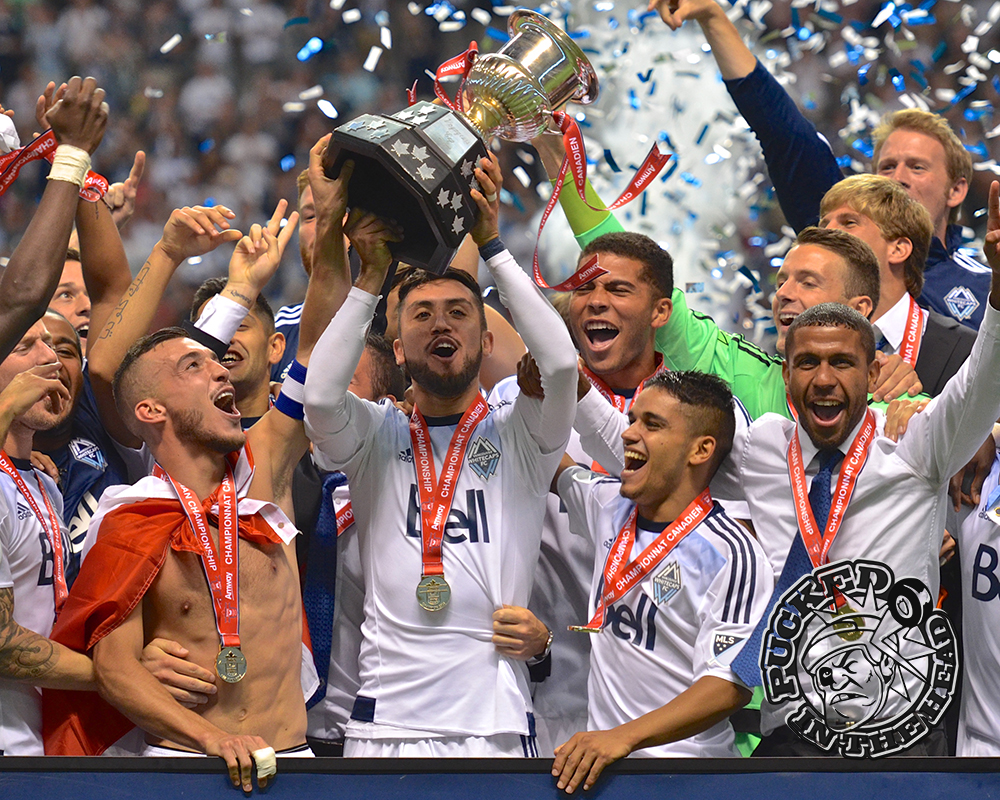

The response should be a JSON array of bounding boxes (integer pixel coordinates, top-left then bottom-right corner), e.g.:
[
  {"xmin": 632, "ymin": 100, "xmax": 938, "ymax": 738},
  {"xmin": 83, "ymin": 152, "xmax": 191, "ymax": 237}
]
[
  {"xmin": 787, "ymin": 410, "xmax": 876, "ymax": 570},
  {"xmin": 580, "ymin": 354, "xmax": 666, "ymax": 415},
  {"xmin": 160, "ymin": 465, "xmax": 242, "ymax": 649},
  {"xmin": 0, "ymin": 130, "xmax": 108, "ymax": 201},
  {"xmin": 336, "ymin": 501, "xmax": 354, "ymax": 537},
  {"xmin": 898, "ymin": 295, "xmax": 924, "ymax": 368},
  {"xmin": 0, "ymin": 450, "xmax": 67, "ymax": 614},
  {"xmin": 433, "ymin": 41, "xmax": 478, "ymax": 112},
  {"xmin": 409, "ymin": 395, "xmax": 489, "ymax": 578},
  {"xmin": 575, "ymin": 488, "xmax": 713, "ymax": 632},
  {"xmin": 530, "ymin": 112, "xmax": 673, "ymax": 292}
]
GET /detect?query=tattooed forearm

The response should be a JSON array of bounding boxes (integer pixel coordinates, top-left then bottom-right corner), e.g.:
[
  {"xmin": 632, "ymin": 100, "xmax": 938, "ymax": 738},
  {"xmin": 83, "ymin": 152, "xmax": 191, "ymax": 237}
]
[
  {"xmin": 99, "ymin": 258, "xmax": 151, "ymax": 341},
  {"xmin": 0, "ymin": 589, "xmax": 58, "ymax": 682}
]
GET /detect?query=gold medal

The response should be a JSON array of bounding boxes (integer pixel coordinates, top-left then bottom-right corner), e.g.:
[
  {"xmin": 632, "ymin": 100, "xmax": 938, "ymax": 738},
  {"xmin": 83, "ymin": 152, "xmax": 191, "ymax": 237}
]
[
  {"xmin": 567, "ymin": 625, "xmax": 601, "ymax": 634},
  {"xmin": 217, "ymin": 646, "xmax": 248, "ymax": 683},
  {"xmin": 832, "ymin": 602, "xmax": 864, "ymax": 642},
  {"xmin": 416, "ymin": 575, "xmax": 451, "ymax": 611}
]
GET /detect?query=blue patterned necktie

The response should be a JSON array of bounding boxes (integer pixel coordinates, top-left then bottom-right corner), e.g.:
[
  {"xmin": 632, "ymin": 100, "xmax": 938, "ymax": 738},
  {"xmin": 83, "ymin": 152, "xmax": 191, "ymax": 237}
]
[
  {"xmin": 303, "ymin": 471, "xmax": 348, "ymax": 710},
  {"xmin": 732, "ymin": 448, "xmax": 844, "ymax": 687}
]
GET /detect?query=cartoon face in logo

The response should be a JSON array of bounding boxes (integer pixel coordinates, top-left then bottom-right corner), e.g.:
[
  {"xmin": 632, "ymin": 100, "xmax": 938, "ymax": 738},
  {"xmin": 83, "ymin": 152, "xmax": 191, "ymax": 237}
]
[
  {"xmin": 807, "ymin": 643, "xmax": 894, "ymax": 731},
  {"xmin": 759, "ymin": 560, "xmax": 958, "ymax": 758}
]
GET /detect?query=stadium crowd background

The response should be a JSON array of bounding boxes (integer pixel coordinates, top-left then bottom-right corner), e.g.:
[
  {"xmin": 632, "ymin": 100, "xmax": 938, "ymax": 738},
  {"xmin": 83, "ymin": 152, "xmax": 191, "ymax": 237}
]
[{"xmin": 0, "ymin": 0, "xmax": 996, "ymax": 349}]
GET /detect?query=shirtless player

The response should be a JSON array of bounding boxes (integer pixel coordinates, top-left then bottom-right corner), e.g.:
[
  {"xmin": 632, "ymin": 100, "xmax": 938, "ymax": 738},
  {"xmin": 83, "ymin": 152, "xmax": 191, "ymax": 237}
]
[{"xmin": 45, "ymin": 213, "xmax": 307, "ymax": 789}]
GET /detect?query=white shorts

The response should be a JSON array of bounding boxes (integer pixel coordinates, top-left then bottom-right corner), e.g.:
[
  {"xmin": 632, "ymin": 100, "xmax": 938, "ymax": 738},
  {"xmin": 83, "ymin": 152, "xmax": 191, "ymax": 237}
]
[
  {"xmin": 344, "ymin": 732, "xmax": 539, "ymax": 758},
  {"xmin": 142, "ymin": 743, "xmax": 315, "ymax": 758},
  {"xmin": 958, "ymin": 726, "xmax": 1000, "ymax": 757}
]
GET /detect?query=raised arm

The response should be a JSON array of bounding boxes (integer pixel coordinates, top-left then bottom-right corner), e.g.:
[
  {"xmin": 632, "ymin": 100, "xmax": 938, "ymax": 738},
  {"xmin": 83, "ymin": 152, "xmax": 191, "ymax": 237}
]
[
  {"xmin": 87, "ymin": 205, "xmax": 243, "ymax": 447},
  {"xmin": 651, "ymin": 0, "xmax": 842, "ymax": 232},
  {"xmin": 295, "ymin": 135, "xmax": 352, "ymax": 359},
  {"xmin": 303, "ymin": 211, "xmax": 401, "ymax": 469},
  {"xmin": 472, "ymin": 153, "xmax": 578, "ymax": 455},
  {"xmin": 0, "ymin": 77, "xmax": 107, "ymax": 362}
]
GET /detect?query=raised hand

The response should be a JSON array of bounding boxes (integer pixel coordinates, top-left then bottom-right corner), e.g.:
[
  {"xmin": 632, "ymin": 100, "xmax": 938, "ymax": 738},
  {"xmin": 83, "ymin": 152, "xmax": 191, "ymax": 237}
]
[
  {"xmin": 470, "ymin": 152, "xmax": 502, "ymax": 247},
  {"xmin": 225, "ymin": 199, "xmax": 299, "ymax": 305},
  {"xmin": 345, "ymin": 208, "xmax": 402, "ymax": 295},
  {"xmin": 986, "ymin": 180, "xmax": 1000, "ymax": 274},
  {"xmin": 309, "ymin": 134, "xmax": 353, "ymax": 225},
  {"xmin": 648, "ymin": 0, "xmax": 725, "ymax": 30},
  {"xmin": 104, "ymin": 150, "xmax": 146, "ymax": 230},
  {"xmin": 45, "ymin": 76, "xmax": 108, "ymax": 154},
  {"xmin": 158, "ymin": 204, "xmax": 241, "ymax": 264}
]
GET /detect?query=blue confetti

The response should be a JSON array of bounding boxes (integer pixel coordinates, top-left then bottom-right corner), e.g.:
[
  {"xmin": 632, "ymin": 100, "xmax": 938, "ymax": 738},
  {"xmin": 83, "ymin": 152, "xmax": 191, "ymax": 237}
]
[
  {"xmin": 816, "ymin": 9, "xmax": 843, "ymax": 23},
  {"xmin": 748, "ymin": 236, "xmax": 766, "ymax": 247},
  {"xmin": 909, "ymin": 70, "xmax": 928, "ymax": 90},
  {"xmin": 568, "ymin": 29, "xmax": 591, "ymax": 39},
  {"xmin": 965, "ymin": 141, "xmax": 989, "ymax": 158},
  {"xmin": 680, "ymin": 171, "xmax": 702, "ymax": 187},
  {"xmin": 608, "ymin": 16, "xmax": 619, "ymax": 30},
  {"xmin": 932, "ymin": 42, "xmax": 947, "ymax": 62},
  {"xmin": 499, "ymin": 188, "xmax": 524, "ymax": 213},
  {"xmin": 658, "ymin": 131, "xmax": 676, "ymax": 149},
  {"xmin": 198, "ymin": 138, "xmax": 214, "ymax": 152},
  {"xmin": 686, "ymin": 282, "xmax": 705, "ymax": 293},
  {"xmin": 738, "ymin": 265, "xmax": 761, "ymax": 293},
  {"xmin": 804, "ymin": 96, "xmax": 817, "ymax": 110},
  {"xmin": 711, "ymin": 267, "xmax": 724, "ymax": 279},
  {"xmin": 964, "ymin": 106, "xmax": 992, "ymax": 121},
  {"xmin": 203, "ymin": 197, "xmax": 216, "ymax": 207},
  {"xmin": 648, "ymin": 80, "xmax": 657, "ymax": 97},
  {"xmin": 852, "ymin": 138, "xmax": 874, "ymax": 158},
  {"xmin": 769, "ymin": 257, "xmax": 783, "ymax": 268},
  {"xmin": 696, "ymin": 124, "xmax": 709, "ymax": 145},
  {"xmin": 796, "ymin": 27, "xmax": 811, "ymax": 41},
  {"xmin": 836, "ymin": 155, "xmax": 853, "ymax": 168},
  {"xmin": 954, "ymin": 83, "xmax": 977, "ymax": 104},
  {"xmin": 858, "ymin": 63, "xmax": 873, "ymax": 86},
  {"xmin": 890, "ymin": 70, "xmax": 905, "ymax": 92},
  {"xmin": 791, "ymin": 8, "xmax": 801, "ymax": 29},
  {"xmin": 280, "ymin": 154, "xmax": 296, "ymax": 172},
  {"xmin": 603, "ymin": 149, "xmax": 621, "ymax": 172},
  {"xmin": 910, "ymin": 59, "xmax": 928, "ymax": 74},
  {"xmin": 994, "ymin": 76, "xmax": 1000, "ymax": 95},
  {"xmin": 486, "ymin": 27, "xmax": 509, "ymax": 42},
  {"xmin": 283, "ymin": 16, "xmax": 309, "ymax": 28},
  {"xmin": 296, "ymin": 36, "xmax": 323, "ymax": 62},
  {"xmin": 637, "ymin": 69, "xmax": 653, "ymax": 83},
  {"xmin": 628, "ymin": 89, "xmax": 640, "ymax": 110},
  {"xmin": 640, "ymin": 193, "xmax": 647, "ymax": 216},
  {"xmin": 662, "ymin": 160, "xmax": 678, "ymax": 181}
]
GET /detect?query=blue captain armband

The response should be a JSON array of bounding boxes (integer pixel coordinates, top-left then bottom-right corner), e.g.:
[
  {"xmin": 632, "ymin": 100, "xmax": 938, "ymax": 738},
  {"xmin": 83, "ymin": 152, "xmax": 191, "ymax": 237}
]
[{"xmin": 274, "ymin": 360, "xmax": 307, "ymax": 420}]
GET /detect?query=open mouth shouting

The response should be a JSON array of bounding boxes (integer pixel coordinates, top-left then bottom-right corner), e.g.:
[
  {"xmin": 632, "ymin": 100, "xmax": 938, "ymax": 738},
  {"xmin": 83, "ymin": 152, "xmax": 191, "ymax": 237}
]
[
  {"xmin": 622, "ymin": 448, "xmax": 648, "ymax": 476},
  {"xmin": 221, "ymin": 348, "xmax": 243, "ymax": 368},
  {"xmin": 583, "ymin": 320, "xmax": 620, "ymax": 352},
  {"xmin": 807, "ymin": 397, "xmax": 846, "ymax": 428},
  {"xmin": 429, "ymin": 337, "xmax": 459, "ymax": 361},
  {"xmin": 212, "ymin": 386, "xmax": 240, "ymax": 420}
]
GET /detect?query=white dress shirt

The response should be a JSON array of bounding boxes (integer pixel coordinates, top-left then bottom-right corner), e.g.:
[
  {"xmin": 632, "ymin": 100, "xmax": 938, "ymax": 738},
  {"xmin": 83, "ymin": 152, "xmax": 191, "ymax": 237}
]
[
  {"xmin": 872, "ymin": 293, "xmax": 928, "ymax": 356},
  {"xmin": 711, "ymin": 302, "xmax": 1000, "ymax": 733}
]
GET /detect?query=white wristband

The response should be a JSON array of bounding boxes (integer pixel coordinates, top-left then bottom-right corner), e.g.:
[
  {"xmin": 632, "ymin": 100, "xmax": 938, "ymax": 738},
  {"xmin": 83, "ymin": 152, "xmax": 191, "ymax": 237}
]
[{"xmin": 47, "ymin": 144, "xmax": 91, "ymax": 188}]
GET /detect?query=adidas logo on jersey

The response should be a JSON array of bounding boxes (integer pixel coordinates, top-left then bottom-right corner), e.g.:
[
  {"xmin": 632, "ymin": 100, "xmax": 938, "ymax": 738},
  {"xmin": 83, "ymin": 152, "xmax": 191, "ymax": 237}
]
[
  {"xmin": 16, "ymin": 502, "xmax": 31, "ymax": 521},
  {"xmin": 398, "ymin": 447, "xmax": 414, "ymax": 464}
]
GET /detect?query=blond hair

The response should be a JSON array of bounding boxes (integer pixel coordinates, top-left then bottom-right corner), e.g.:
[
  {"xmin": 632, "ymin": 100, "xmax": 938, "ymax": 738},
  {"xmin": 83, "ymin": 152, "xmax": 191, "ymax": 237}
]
[
  {"xmin": 872, "ymin": 109, "xmax": 972, "ymax": 225},
  {"xmin": 820, "ymin": 175, "xmax": 932, "ymax": 298}
]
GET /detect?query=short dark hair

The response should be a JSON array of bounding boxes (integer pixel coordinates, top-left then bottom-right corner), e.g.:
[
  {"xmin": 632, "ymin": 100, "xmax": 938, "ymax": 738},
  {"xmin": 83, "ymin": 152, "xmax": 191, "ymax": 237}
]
[
  {"xmin": 113, "ymin": 327, "xmax": 190, "ymax": 434},
  {"xmin": 190, "ymin": 277, "xmax": 275, "ymax": 334},
  {"xmin": 395, "ymin": 267, "xmax": 487, "ymax": 331},
  {"xmin": 364, "ymin": 332, "xmax": 408, "ymax": 400},
  {"xmin": 642, "ymin": 370, "xmax": 736, "ymax": 476},
  {"xmin": 579, "ymin": 232, "xmax": 674, "ymax": 299},
  {"xmin": 65, "ymin": 247, "xmax": 81, "ymax": 263},
  {"xmin": 793, "ymin": 227, "xmax": 880, "ymax": 316},
  {"xmin": 784, "ymin": 302, "xmax": 876, "ymax": 364},
  {"xmin": 44, "ymin": 308, "xmax": 83, "ymax": 359}
]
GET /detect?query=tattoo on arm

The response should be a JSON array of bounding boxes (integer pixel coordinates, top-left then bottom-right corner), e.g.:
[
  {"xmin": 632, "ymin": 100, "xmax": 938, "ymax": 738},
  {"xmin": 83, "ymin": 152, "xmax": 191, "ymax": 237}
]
[
  {"xmin": 223, "ymin": 289, "xmax": 254, "ymax": 307},
  {"xmin": 99, "ymin": 259, "xmax": 151, "ymax": 341},
  {"xmin": 0, "ymin": 588, "xmax": 59, "ymax": 682}
]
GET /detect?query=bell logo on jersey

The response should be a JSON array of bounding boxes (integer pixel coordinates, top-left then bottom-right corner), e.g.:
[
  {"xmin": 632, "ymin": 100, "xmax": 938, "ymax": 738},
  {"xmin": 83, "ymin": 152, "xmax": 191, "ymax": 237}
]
[
  {"xmin": 69, "ymin": 438, "xmax": 107, "ymax": 472},
  {"xmin": 760, "ymin": 559, "xmax": 957, "ymax": 758},
  {"xmin": 652, "ymin": 561, "xmax": 681, "ymax": 606},
  {"xmin": 467, "ymin": 436, "xmax": 501, "ymax": 481},
  {"xmin": 405, "ymin": 484, "xmax": 490, "ymax": 543},
  {"xmin": 971, "ymin": 543, "xmax": 1000, "ymax": 601},
  {"xmin": 607, "ymin": 594, "xmax": 658, "ymax": 652}
]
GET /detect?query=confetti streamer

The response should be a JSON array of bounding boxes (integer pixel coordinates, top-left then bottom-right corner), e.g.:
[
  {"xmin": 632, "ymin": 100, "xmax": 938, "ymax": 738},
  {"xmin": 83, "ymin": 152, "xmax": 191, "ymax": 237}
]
[{"xmin": 159, "ymin": 34, "xmax": 181, "ymax": 53}]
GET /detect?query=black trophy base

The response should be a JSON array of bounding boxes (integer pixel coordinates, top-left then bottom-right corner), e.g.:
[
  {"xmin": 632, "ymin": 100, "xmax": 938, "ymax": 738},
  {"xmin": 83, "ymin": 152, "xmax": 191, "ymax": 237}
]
[{"xmin": 325, "ymin": 101, "xmax": 489, "ymax": 274}]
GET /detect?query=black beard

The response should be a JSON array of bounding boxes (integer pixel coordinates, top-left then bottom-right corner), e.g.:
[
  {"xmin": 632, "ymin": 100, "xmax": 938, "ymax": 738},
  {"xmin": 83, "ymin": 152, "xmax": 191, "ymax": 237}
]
[
  {"xmin": 172, "ymin": 408, "xmax": 245, "ymax": 454},
  {"xmin": 405, "ymin": 348, "xmax": 483, "ymax": 400}
]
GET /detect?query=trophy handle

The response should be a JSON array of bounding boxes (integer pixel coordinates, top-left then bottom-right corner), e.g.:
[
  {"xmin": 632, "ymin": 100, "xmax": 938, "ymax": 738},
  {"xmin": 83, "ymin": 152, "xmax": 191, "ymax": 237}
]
[{"xmin": 321, "ymin": 138, "xmax": 347, "ymax": 180}]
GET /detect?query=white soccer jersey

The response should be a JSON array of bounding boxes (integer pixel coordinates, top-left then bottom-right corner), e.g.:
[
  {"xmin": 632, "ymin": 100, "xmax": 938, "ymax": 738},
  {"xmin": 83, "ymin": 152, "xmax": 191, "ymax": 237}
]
[
  {"xmin": 0, "ymin": 460, "xmax": 73, "ymax": 755},
  {"xmin": 557, "ymin": 466, "xmax": 773, "ymax": 758},
  {"xmin": 957, "ymin": 450, "xmax": 1000, "ymax": 755},
  {"xmin": 307, "ymin": 482, "xmax": 364, "ymax": 743},
  {"xmin": 313, "ymin": 396, "xmax": 561, "ymax": 739}
]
